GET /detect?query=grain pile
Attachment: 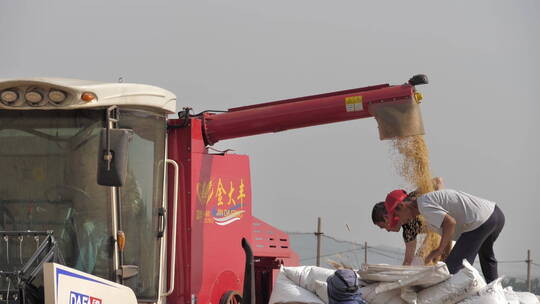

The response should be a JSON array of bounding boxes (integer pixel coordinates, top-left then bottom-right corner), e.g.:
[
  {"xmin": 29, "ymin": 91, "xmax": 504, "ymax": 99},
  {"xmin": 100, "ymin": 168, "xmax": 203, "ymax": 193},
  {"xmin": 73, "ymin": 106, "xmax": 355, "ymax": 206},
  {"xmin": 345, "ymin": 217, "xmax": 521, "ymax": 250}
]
[{"xmin": 391, "ymin": 135, "xmax": 442, "ymax": 263}]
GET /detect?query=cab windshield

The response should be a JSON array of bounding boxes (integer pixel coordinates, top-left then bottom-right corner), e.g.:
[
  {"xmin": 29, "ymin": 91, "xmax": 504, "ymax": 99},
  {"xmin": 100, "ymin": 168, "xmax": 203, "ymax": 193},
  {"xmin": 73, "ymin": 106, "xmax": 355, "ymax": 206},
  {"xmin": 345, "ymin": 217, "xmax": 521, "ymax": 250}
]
[
  {"xmin": 0, "ymin": 109, "xmax": 109, "ymax": 271},
  {"xmin": 0, "ymin": 109, "xmax": 166, "ymax": 301}
]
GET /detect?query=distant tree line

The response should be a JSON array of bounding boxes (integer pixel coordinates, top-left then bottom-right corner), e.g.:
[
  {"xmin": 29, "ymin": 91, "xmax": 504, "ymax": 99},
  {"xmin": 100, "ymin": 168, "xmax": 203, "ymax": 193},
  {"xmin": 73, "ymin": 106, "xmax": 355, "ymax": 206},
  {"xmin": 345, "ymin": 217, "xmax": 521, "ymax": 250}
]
[{"xmin": 502, "ymin": 277, "xmax": 540, "ymax": 294}]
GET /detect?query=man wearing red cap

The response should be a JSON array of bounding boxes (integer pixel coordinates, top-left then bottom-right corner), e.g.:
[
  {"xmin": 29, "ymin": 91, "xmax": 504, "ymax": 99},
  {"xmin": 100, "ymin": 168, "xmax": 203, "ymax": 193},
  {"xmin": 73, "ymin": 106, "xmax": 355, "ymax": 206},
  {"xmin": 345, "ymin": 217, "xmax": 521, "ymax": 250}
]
[
  {"xmin": 387, "ymin": 188, "xmax": 505, "ymax": 283},
  {"xmin": 372, "ymin": 193, "xmax": 425, "ymax": 265},
  {"xmin": 371, "ymin": 178, "xmax": 445, "ymax": 265}
]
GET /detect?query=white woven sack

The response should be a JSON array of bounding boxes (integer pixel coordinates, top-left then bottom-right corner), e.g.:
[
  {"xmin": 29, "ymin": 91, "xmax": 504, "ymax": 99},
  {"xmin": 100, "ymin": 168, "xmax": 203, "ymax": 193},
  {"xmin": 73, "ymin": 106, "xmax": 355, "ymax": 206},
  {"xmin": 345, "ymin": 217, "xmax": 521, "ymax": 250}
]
[
  {"xmin": 305, "ymin": 267, "xmax": 335, "ymax": 292},
  {"xmin": 359, "ymin": 284, "xmax": 406, "ymax": 304},
  {"xmin": 375, "ymin": 262, "xmax": 450, "ymax": 293},
  {"xmin": 359, "ymin": 264, "xmax": 431, "ymax": 282},
  {"xmin": 282, "ymin": 266, "xmax": 313, "ymax": 289},
  {"xmin": 458, "ymin": 278, "xmax": 506, "ymax": 304},
  {"xmin": 400, "ymin": 286, "xmax": 418, "ymax": 304},
  {"xmin": 283, "ymin": 266, "xmax": 334, "ymax": 293},
  {"xmin": 503, "ymin": 286, "xmax": 520, "ymax": 304},
  {"xmin": 269, "ymin": 269, "xmax": 325, "ymax": 304},
  {"xmin": 515, "ymin": 292, "xmax": 540, "ymax": 304},
  {"xmin": 313, "ymin": 280, "xmax": 328, "ymax": 304},
  {"xmin": 417, "ymin": 260, "xmax": 486, "ymax": 304}
]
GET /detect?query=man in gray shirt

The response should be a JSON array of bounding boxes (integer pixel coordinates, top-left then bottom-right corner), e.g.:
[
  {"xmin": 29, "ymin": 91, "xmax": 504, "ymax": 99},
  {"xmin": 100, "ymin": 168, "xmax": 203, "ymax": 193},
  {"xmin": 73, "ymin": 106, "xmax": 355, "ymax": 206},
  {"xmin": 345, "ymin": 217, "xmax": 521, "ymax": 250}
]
[{"xmin": 386, "ymin": 189, "xmax": 505, "ymax": 283}]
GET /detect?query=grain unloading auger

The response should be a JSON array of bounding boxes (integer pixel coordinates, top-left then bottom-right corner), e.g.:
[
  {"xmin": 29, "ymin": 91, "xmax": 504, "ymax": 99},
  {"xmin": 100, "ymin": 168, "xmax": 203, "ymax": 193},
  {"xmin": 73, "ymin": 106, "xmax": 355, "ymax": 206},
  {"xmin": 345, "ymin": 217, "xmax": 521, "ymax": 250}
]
[
  {"xmin": 0, "ymin": 74, "xmax": 428, "ymax": 304},
  {"xmin": 201, "ymin": 74, "xmax": 429, "ymax": 144}
]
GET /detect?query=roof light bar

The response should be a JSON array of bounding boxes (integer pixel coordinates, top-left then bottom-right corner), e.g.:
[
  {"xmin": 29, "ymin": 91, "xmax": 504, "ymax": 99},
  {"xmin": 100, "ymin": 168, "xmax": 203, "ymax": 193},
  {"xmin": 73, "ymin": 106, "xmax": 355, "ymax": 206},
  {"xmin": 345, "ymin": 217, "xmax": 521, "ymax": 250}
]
[
  {"xmin": 81, "ymin": 92, "xmax": 96, "ymax": 102},
  {"xmin": 48, "ymin": 89, "xmax": 67, "ymax": 104},
  {"xmin": 0, "ymin": 89, "xmax": 19, "ymax": 104},
  {"xmin": 25, "ymin": 90, "xmax": 44, "ymax": 104}
]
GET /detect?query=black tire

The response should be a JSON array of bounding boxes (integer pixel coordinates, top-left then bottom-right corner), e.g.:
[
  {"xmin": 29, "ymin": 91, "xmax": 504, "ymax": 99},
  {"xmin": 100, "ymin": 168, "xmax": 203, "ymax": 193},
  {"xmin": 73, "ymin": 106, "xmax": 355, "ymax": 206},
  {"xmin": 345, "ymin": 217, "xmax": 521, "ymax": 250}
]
[{"xmin": 219, "ymin": 291, "xmax": 242, "ymax": 304}]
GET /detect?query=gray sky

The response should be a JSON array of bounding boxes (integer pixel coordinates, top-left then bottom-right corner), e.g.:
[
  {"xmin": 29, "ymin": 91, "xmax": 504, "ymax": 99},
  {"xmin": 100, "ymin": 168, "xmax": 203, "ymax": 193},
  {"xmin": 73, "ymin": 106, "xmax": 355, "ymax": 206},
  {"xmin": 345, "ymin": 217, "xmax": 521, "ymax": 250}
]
[{"xmin": 2, "ymin": 0, "xmax": 539, "ymax": 271}]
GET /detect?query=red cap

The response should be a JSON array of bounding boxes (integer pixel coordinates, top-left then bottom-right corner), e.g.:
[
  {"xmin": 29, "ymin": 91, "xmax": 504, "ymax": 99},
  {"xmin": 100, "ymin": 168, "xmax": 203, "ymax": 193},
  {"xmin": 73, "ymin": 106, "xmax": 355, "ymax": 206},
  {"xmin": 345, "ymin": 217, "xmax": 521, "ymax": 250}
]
[{"xmin": 384, "ymin": 189, "xmax": 408, "ymax": 229}]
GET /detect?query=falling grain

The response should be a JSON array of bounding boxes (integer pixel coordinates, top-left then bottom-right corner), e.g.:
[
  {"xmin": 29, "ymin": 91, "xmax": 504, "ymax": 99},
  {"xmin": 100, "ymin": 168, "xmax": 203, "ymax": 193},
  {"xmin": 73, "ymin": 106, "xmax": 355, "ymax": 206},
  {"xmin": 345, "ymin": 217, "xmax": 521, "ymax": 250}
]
[
  {"xmin": 391, "ymin": 135, "xmax": 441, "ymax": 264},
  {"xmin": 391, "ymin": 135, "xmax": 434, "ymax": 194}
]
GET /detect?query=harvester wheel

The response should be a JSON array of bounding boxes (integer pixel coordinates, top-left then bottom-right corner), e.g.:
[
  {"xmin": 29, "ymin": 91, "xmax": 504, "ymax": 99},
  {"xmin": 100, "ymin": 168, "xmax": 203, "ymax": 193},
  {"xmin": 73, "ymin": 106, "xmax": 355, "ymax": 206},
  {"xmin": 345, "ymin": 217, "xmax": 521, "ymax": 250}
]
[{"xmin": 219, "ymin": 291, "xmax": 242, "ymax": 304}]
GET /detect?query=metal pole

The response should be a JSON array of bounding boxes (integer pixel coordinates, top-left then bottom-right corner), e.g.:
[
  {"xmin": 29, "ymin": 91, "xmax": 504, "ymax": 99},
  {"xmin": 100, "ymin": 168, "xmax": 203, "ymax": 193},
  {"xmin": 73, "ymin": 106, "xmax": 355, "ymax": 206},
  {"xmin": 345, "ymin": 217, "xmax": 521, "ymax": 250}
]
[
  {"xmin": 527, "ymin": 249, "xmax": 532, "ymax": 292},
  {"xmin": 364, "ymin": 241, "xmax": 368, "ymax": 265},
  {"xmin": 315, "ymin": 217, "xmax": 323, "ymax": 267}
]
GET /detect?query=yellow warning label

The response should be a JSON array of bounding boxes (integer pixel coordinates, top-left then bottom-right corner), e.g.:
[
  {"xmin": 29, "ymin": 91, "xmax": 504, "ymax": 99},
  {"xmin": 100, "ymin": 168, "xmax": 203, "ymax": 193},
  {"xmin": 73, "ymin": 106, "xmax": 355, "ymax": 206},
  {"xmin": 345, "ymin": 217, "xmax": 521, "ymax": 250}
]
[{"xmin": 345, "ymin": 96, "xmax": 363, "ymax": 112}]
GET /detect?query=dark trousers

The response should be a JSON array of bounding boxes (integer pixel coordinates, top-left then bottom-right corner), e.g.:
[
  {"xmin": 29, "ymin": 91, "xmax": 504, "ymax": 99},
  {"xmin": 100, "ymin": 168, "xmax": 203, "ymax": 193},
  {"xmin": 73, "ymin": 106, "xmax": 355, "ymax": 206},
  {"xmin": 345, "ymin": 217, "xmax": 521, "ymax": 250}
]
[{"xmin": 444, "ymin": 205, "xmax": 505, "ymax": 283}]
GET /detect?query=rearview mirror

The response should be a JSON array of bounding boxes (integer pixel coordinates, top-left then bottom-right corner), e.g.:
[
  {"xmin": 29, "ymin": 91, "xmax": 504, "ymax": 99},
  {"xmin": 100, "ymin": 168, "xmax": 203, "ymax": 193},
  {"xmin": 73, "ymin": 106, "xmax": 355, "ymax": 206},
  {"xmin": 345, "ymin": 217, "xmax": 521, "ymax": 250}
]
[{"xmin": 97, "ymin": 128, "xmax": 133, "ymax": 186}]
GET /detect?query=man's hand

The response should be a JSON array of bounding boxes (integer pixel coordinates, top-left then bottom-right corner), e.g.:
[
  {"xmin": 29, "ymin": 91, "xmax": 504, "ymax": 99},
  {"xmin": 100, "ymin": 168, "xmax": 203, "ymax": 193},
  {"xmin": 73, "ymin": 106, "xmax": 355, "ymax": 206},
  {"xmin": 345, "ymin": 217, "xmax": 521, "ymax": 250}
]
[
  {"xmin": 432, "ymin": 177, "xmax": 445, "ymax": 190},
  {"xmin": 424, "ymin": 248, "xmax": 443, "ymax": 265},
  {"xmin": 424, "ymin": 214, "xmax": 456, "ymax": 265}
]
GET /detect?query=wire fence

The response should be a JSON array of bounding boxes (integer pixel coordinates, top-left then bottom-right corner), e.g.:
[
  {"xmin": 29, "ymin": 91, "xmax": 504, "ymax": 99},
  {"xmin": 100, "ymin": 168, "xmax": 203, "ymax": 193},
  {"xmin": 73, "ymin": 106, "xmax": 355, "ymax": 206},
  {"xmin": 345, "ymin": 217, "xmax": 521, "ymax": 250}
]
[{"xmin": 287, "ymin": 231, "xmax": 540, "ymax": 293}]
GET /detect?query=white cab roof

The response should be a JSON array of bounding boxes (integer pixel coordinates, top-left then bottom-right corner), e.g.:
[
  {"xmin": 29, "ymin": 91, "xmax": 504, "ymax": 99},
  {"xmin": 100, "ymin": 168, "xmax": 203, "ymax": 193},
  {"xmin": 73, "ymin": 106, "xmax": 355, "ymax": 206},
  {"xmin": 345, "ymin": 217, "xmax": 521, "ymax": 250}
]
[{"xmin": 0, "ymin": 78, "xmax": 177, "ymax": 114}]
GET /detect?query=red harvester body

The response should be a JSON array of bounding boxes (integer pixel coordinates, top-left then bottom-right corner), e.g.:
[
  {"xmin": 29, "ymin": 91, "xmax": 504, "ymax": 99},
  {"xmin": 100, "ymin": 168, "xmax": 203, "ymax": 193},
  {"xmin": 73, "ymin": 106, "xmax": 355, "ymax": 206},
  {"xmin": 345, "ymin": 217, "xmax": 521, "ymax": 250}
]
[{"xmin": 165, "ymin": 76, "xmax": 426, "ymax": 303}]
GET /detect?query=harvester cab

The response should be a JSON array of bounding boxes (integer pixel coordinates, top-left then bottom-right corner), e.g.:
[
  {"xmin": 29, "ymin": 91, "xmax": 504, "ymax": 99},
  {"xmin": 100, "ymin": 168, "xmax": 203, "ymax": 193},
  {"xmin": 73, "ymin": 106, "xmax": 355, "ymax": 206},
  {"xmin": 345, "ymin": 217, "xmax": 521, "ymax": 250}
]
[
  {"xmin": 0, "ymin": 79, "xmax": 173, "ymax": 304},
  {"xmin": 0, "ymin": 75, "xmax": 428, "ymax": 304}
]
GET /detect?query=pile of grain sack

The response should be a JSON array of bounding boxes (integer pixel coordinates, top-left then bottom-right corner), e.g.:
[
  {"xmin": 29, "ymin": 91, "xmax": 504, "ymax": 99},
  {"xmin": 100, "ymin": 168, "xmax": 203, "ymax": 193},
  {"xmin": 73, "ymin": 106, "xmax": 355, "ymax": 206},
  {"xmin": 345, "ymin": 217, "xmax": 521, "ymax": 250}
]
[{"xmin": 269, "ymin": 262, "xmax": 540, "ymax": 304}]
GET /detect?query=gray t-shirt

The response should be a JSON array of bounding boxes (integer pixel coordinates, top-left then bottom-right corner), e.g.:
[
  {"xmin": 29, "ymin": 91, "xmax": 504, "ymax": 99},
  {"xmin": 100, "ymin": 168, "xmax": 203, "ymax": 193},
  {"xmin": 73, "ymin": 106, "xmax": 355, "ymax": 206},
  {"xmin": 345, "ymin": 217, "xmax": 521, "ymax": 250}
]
[{"xmin": 417, "ymin": 189, "xmax": 496, "ymax": 240}]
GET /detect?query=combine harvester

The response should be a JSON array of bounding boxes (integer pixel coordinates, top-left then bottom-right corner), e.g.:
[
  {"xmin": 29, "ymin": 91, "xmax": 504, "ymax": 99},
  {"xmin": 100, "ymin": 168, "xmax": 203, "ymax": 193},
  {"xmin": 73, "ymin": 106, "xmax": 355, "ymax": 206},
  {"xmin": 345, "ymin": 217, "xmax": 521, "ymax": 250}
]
[{"xmin": 0, "ymin": 75, "xmax": 428, "ymax": 304}]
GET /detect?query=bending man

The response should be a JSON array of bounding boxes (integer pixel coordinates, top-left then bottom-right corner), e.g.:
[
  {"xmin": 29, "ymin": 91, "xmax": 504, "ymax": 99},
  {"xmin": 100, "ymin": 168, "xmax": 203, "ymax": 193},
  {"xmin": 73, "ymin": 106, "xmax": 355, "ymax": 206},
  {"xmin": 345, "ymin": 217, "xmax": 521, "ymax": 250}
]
[
  {"xmin": 371, "ymin": 177, "xmax": 446, "ymax": 265},
  {"xmin": 387, "ymin": 188, "xmax": 505, "ymax": 283}
]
